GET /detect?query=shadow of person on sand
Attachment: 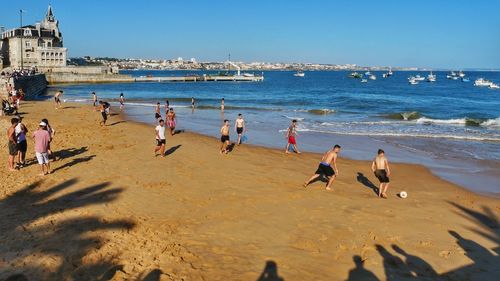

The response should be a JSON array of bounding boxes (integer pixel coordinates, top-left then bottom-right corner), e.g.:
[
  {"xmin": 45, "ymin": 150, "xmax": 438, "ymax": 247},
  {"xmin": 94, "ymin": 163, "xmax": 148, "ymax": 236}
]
[
  {"xmin": 54, "ymin": 146, "xmax": 89, "ymax": 160},
  {"xmin": 375, "ymin": 244, "xmax": 414, "ymax": 281},
  {"xmin": 347, "ymin": 255, "xmax": 379, "ymax": 281},
  {"xmin": 165, "ymin": 145, "xmax": 182, "ymax": 156},
  {"xmin": 0, "ymin": 178, "xmax": 135, "ymax": 280},
  {"xmin": 257, "ymin": 260, "xmax": 284, "ymax": 281},
  {"xmin": 356, "ymin": 172, "xmax": 379, "ymax": 196},
  {"xmin": 51, "ymin": 155, "xmax": 96, "ymax": 173},
  {"xmin": 108, "ymin": 120, "xmax": 127, "ymax": 126},
  {"xmin": 392, "ymin": 245, "xmax": 438, "ymax": 279}
]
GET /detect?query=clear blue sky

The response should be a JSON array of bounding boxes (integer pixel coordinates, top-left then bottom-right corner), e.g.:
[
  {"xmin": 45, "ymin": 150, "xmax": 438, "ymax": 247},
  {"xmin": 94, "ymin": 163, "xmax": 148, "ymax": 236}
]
[{"xmin": 2, "ymin": 0, "xmax": 499, "ymax": 69}]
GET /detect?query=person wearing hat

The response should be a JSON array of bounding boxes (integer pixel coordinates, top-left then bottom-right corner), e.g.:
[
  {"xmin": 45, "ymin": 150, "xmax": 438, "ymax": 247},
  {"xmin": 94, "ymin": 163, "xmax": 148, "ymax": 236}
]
[{"xmin": 32, "ymin": 121, "xmax": 51, "ymax": 175}]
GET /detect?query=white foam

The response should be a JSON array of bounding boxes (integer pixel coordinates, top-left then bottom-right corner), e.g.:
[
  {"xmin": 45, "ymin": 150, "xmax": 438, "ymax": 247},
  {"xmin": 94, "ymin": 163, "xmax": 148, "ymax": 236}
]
[
  {"xmin": 481, "ymin": 117, "xmax": 500, "ymax": 127},
  {"xmin": 415, "ymin": 117, "xmax": 467, "ymax": 125}
]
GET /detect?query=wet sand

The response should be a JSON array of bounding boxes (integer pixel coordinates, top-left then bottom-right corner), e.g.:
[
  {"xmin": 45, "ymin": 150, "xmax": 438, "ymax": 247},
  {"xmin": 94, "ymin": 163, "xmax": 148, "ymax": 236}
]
[{"xmin": 0, "ymin": 101, "xmax": 498, "ymax": 280}]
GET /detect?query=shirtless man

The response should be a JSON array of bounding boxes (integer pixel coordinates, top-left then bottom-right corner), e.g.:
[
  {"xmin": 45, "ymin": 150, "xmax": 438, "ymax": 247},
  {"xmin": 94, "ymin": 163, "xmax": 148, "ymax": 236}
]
[
  {"xmin": 191, "ymin": 97, "xmax": 195, "ymax": 109},
  {"xmin": 6, "ymin": 118, "xmax": 19, "ymax": 171},
  {"xmin": 92, "ymin": 92, "xmax": 97, "ymax": 111},
  {"xmin": 221, "ymin": 98, "xmax": 225, "ymax": 111},
  {"xmin": 220, "ymin": 119, "xmax": 230, "ymax": 154},
  {"xmin": 372, "ymin": 149, "xmax": 391, "ymax": 198},
  {"xmin": 235, "ymin": 114, "xmax": 246, "ymax": 145},
  {"xmin": 155, "ymin": 102, "xmax": 162, "ymax": 120},
  {"xmin": 54, "ymin": 90, "xmax": 63, "ymax": 109},
  {"xmin": 304, "ymin": 145, "xmax": 341, "ymax": 191},
  {"xmin": 285, "ymin": 119, "xmax": 301, "ymax": 154}
]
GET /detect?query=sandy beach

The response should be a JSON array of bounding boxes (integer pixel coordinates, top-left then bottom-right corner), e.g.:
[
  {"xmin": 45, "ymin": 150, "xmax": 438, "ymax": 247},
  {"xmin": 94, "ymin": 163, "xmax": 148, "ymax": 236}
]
[{"xmin": 0, "ymin": 101, "xmax": 498, "ymax": 281}]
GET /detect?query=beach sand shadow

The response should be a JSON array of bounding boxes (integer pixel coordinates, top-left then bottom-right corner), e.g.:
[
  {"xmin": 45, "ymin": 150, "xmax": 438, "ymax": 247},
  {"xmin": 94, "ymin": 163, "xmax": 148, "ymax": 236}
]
[
  {"xmin": 356, "ymin": 172, "xmax": 379, "ymax": 196},
  {"xmin": 109, "ymin": 120, "xmax": 127, "ymax": 126},
  {"xmin": 52, "ymin": 155, "xmax": 96, "ymax": 173},
  {"xmin": 257, "ymin": 260, "xmax": 284, "ymax": 281},
  {"xmin": 55, "ymin": 146, "xmax": 89, "ymax": 160},
  {"xmin": 0, "ymin": 178, "xmax": 134, "ymax": 280},
  {"xmin": 226, "ymin": 143, "xmax": 236, "ymax": 153},
  {"xmin": 173, "ymin": 129, "xmax": 184, "ymax": 135},
  {"xmin": 165, "ymin": 144, "xmax": 182, "ymax": 156}
]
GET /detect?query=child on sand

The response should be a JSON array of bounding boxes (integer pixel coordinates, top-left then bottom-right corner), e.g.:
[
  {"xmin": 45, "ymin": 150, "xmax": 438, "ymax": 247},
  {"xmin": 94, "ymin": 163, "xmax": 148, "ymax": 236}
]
[
  {"xmin": 92, "ymin": 92, "xmax": 97, "ymax": 111},
  {"xmin": 54, "ymin": 91, "xmax": 63, "ymax": 109},
  {"xmin": 155, "ymin": 119, "xmax": 167, "ymax": 157},
  {"xmin": 285, "ymin": 119, "xmax": 301, "ymax": 154},
  {"xmin": 372, "ymin": 149, "xmax": 391, "ymax": 198},
  {"xmin": 304, "ymin": 145, "xmax": 341, "ymax": 191},
  {"xmin": 220, "ymin": 120, "xmax": 230, "ymax": 154},
  {"xmin": 32, "ymin": 121, "xmax": 51, "ymax": 175},
  {"xmin": 99, "ymin": 101, "xmax": 108, "ymax": 126}
]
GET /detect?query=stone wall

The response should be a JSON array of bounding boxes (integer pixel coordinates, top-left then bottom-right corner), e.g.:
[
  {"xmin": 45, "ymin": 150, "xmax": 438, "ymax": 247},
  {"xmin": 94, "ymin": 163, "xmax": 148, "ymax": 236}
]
[
  {"xmin": 12, "ymin": 74, "xmax": 48, "ymax": 99},
  {"xmin": 45, "ymin": 72, "xmax": 133, "ymax": 84}
]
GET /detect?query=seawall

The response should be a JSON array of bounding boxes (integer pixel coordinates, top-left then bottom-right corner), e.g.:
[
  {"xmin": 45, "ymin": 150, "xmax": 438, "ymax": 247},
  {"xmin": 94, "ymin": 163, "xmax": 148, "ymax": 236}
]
[
  {"xmin": 13, "ymin": 74, "xmax": 48, "ymax": 99},
  {"xmin": 45, "ymin": 72, "xmax": 133, "ymax": 84}
]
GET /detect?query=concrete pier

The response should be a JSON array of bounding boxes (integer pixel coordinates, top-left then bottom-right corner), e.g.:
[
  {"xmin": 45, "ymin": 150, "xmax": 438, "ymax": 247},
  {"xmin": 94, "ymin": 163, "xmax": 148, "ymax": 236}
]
[{"xmin": 133, "ymin": 75, "xmax": 264, "ymax": 83}]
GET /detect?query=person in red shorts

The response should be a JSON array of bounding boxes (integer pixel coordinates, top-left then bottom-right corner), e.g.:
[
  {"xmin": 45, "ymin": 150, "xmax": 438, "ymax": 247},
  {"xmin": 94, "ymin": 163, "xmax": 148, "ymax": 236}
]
[{"xmin": 285, "ymin": 119, "xmax": 301, "ymax": 154}]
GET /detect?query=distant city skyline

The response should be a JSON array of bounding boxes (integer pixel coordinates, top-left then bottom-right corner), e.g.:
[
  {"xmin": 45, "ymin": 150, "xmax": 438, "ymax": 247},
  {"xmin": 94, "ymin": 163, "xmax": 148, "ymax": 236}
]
[{"xmin": 2, "ymin": 0, "xmax": 499, "ymax": 69}]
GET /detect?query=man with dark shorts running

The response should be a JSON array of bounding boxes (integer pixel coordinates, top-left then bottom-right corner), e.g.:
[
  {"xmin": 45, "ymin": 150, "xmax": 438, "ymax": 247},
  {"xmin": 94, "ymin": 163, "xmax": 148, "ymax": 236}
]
[
  {"xmin": 372, "ymin": 149, "xmax": 391, "ymax": 198},
  {"xmin": 6, "ymin": 118, "xmax": 19, "ymax": 171},
  {"xmin": 220, "ymin": 119, "xmax": 230, "ymax": 154},
  {"xmin": 99, "ymin": 101, "xmax": 109, "ymax": 126},
  {"xmin": 155, "ymin": 102, "xmax": 162, "ymax": 120},
  {"xmin": 304, "ymin": 144, "xmax": 341, "ymax": 191},
  {"xmin": 155, "ymin": 119, "xmax": 167, "ymax": 157}
]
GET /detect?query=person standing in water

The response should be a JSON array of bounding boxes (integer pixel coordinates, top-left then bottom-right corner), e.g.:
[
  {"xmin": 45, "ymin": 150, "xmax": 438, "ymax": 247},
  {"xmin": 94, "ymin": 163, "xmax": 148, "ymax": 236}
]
[
  {"xmin": 154, "ymin": 119, "xmax": 166, "ymax": 157},
  {"xmin": 155, "ymin": 102, "xmax": 162, "ymax": 120},
  {"xmin": 303, "ymin": 145, "xmax": 341, "ymax": 191},
  {"xmin": 119, "ymin": 93, "xmax": 125, "ymax": 110},
  {"xmin": 220, "ymin": 119, "xmax": 230, "ymax": 154},
  {"xmin": 166, "ymin": 108, "xmax": 176, "ymax": 136},
  {"xmin": 165, "ymin": 99, "xmax": 170, "ymax": 114},
  {"xmin": 221, "ymin": 98, "xmax": 225, "ymax": 111},
  {"xmin": 191, "ymin": 97, "xmax": 195, "ymax": 109},
  {"xmin": 372, "ymin": 149, "xmax": 391, "ymax": 198},
  {"xmin": 285, "ymin": 119, "xmax": 301, "ymax": 154},
  {"xmin": 92, "ymin": 92, "xmax": 97, "ymax": 111},
  {"xmin": 235, "ymin": 113, "xmax": 246, "ymax": 145}
]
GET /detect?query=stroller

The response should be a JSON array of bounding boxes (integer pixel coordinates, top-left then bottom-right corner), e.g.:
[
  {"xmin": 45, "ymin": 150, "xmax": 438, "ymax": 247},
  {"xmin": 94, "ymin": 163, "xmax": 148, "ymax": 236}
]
[{"xmin": 2, "ymin": 99, "xmax": 16, "ymax": 115}]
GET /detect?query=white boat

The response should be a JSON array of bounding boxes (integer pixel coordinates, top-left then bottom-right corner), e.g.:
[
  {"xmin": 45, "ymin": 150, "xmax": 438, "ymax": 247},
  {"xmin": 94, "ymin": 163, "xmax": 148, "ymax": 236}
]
[
  {"xmin": 447, "ymin": 71, "xmax": 458, "ymax": 79},
  {"xmin": 474, "ymin": 78, "xmax": 494, "ymax": 87},
  {"xmin": 365, "ymin": 71, "xmax": 372, "ymax": 76},
  {"xmin": 452, "ymin": 76, "xmax": 459, "ymax": 80},
  {"xmin": 409, "ymin": 78, "xmax": 419, "ymax": 85},
  {"xmin": 461, "ymin": 77, "xmax": 470, "ymax": 82},
  {"xmin": 382, "ymin": 73, "xmax": 388, "ymax": 78},
  {"xmin": 361, "ymin": 79, "xmax": 368, "ymax": 83},
  {"xmin": 489, "ymin": 83, "xmax": 499, "ymax": 89},
  {"xmin": 293, "ymin": 71, "xmax": 305, "ymax": 77},
  {"xmin": 458, "ymin": 71, "xmax": 465, "ymax": 78},
  {"xmin": 427, "ymin": 71, "xmax": 436, "ymax": 82},
  {"xmin": 369, "ymin": 74, "xmax": 377, "ymax": 80},
  {"xmin": 414, "ymin": 75, "xmax": 425, "ymax": 81},
  {"xmin": 243, "ymin": 73, "xmax": 255, "ymax": 77}
]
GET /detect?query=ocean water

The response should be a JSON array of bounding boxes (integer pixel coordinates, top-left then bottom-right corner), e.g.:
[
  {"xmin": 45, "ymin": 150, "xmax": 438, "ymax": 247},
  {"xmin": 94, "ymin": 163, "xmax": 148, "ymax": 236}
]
[{"xmin": 50, "ymin": 70, "xmax": 500, "ymax": 195}]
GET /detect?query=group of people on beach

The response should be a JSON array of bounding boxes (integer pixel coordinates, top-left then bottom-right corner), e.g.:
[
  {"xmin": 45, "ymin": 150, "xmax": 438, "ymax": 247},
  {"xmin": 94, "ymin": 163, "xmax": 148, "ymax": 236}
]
[{"xmin": 6, "ymin": 116, "xmax": 55, "ymax": 176}]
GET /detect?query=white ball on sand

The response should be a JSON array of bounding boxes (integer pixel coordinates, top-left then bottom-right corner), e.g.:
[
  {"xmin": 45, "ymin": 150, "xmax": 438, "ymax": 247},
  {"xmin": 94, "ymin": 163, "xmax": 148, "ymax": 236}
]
[
  {"xmin": 399, "ymin": 191, "xmax": 408, "ymax": 198},
  {"xmin": 63, "ymin": 99, "xmax": 67, "ymax": 103}
]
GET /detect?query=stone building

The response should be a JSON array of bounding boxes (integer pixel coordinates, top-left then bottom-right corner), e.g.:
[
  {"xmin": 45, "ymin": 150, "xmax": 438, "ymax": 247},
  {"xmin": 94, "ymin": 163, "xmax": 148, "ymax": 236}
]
[{"xmin": 0, "ymin": 5, "xmax": 67, "ymax": 69}]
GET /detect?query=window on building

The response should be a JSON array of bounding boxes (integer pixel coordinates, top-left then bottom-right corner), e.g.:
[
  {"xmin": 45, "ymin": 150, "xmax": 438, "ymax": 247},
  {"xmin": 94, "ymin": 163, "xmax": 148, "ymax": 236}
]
[
  {"xmin": 23, "ymin": 29, "xmax": 32, "ymax": 36},
  {"xmin": 25, "ymin": 41, "xmax": 31, "ymax": 48}
]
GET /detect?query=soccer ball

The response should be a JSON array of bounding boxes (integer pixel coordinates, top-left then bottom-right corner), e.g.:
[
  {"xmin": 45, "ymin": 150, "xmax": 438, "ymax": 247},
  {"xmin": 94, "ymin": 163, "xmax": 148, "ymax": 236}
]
[{"xmin": 399, "ymin": 191, "xmax": 408, "ymax": 198}]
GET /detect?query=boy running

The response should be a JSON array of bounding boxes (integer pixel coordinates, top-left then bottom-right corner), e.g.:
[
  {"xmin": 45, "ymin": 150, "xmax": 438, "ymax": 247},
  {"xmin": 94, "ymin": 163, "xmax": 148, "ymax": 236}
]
[
  {"xmin": 220, "ymin": 119, "xmax": 230, "ymax": 154},
  {"xmin": 372, "ymin": 149, "xmax": 391, "ymax": 198},
  {"xmin": 155, "ymin": 119, "xmax": 167, "ymax": 157},
  {"xmin": 235, "ymin": 113, "xmax": 246, "ymax": 145},
  {"xmin": 54, "ymin": 90, "xmax": 63, "ymax": 109},
  {"xmin": 304, "ymin": 145, "xmax": 341, "ymax": 191},
  {"xmin": 99, "ymin": 101, "xmax": 108, "ymax": 126},
  {"xmin": 285, "ymin": 119, "xmax": 301, "ymax": 154}
]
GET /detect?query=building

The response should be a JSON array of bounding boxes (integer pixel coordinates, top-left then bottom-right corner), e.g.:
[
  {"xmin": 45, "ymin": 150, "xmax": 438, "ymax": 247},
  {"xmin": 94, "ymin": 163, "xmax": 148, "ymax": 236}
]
[{"xmin": 0, "ymin": 5, "xmax": 67, "ymax": 69}]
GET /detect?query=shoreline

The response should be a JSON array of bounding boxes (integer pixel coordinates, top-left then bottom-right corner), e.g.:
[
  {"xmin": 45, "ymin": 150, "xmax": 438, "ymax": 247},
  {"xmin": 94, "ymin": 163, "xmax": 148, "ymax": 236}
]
[{"xmin": 1, "ymin": 100, "xmax": 498, "ymax": 280}]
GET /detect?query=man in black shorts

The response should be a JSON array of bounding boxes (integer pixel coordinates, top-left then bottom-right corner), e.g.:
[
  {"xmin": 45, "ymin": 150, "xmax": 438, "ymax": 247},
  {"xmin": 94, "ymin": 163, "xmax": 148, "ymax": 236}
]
[
  {"xmin": 371, "ymin": 149, "xmax": 391, "ymax": 198},
  {"xmin": 235, "ymin": 113, "xmax": 246, "ymax": 145},
  {"xmin": 304, "ymin": 145, "xmax": 341, "ymax": 191},
  {"xmin": 99, "ymin": 101, "xmax": 108, "ymax": 126},
  {"xmin": 220, "ymin": 119, "xmax": 230, "ymax": 154}
]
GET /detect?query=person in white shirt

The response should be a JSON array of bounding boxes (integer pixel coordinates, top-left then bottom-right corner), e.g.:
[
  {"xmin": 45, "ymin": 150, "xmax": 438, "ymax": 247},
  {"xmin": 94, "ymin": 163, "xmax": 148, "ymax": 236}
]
[{"xmin": 154, "ymin": 119, "xmax": 167, "ymax": 157}]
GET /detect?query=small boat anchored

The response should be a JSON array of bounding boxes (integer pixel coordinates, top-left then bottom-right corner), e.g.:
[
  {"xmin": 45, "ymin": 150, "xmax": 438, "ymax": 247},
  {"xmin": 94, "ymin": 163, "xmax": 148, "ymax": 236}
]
[
  {"xmin": 293, "ymin": 70, "xmax": 305, "ymax": 77},
  {"xmin": 349, "ymin": 72, "xmax": 363, "ymax": 79},
  {"xmin": 426, "ymin": 71, "xmax": 436, "ymax": 82},
  {"xmin": 369, "ymin": 74, "xmax": 377, "ymax": 80},
  {"xmin": 474, "ymin": 78, "xmax": 494, "ymax": 87}
]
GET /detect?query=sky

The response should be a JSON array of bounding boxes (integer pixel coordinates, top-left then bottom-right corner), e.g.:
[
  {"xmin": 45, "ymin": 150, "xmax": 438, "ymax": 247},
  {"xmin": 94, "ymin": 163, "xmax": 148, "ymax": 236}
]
[{"xmin": 1, "ymin": 0, "xmax": 499, "ymax": 69}]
